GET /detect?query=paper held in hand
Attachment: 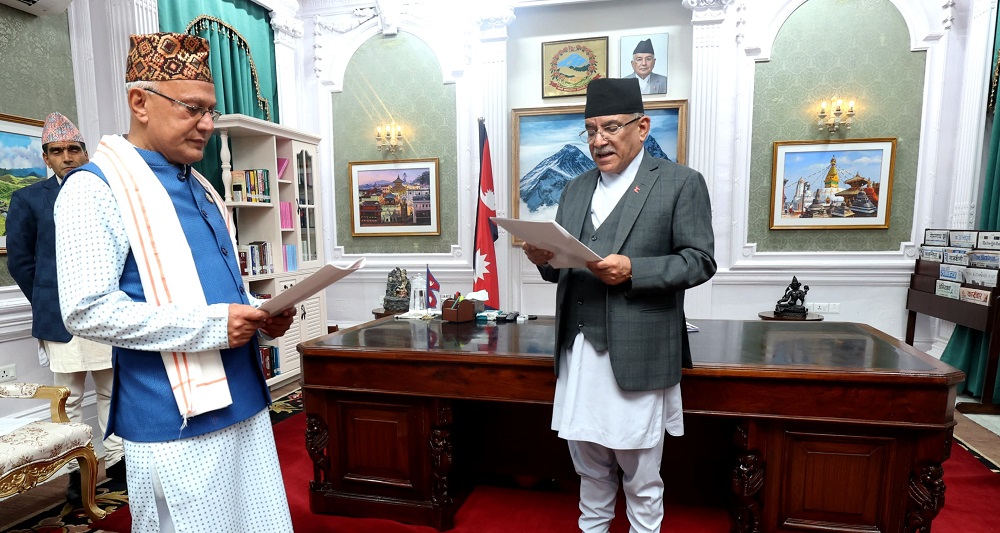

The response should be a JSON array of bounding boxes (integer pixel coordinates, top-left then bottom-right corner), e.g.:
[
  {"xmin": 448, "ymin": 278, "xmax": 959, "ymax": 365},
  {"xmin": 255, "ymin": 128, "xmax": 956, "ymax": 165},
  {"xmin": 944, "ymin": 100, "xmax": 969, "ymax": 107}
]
[
  {"xmin": 491, "ymin": 217, "xmax": 602, "ymax": 269},
  {"xmin": 258, "ymin": 257, "xmax": 366, "ymax": 314}
]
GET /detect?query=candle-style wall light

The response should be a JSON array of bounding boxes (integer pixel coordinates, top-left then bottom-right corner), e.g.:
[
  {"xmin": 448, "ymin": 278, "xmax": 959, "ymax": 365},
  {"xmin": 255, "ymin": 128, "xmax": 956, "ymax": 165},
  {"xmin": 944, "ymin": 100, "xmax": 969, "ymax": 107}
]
[
  {"xmin": 376, "ymin": 123, "xmax": 404, "ymax": 153},
  {"xmin": 817, "ymin": 98, "xmax": 856, "ymax": 134}
]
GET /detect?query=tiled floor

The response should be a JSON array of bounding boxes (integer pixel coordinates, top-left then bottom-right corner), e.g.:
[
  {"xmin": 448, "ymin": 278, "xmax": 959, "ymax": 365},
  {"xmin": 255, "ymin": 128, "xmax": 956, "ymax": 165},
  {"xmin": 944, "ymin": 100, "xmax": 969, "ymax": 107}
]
[{"xmin": 957, "ymin": 394, "xmax": 1000, "ymax": 436}]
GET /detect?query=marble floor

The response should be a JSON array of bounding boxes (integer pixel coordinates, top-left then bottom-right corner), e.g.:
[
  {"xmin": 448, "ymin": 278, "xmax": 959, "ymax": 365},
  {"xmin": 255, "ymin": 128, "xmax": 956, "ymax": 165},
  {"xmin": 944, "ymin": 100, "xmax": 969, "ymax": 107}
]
[{"xmin": 957, "ymin": 394, "xmax": 1000, "ymax": 436}]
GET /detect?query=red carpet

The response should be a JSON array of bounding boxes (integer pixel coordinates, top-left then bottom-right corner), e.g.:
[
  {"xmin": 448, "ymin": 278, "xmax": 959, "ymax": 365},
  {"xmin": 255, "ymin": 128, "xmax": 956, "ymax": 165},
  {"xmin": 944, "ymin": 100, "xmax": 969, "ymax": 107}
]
[{"xmin": 92, "ymin": 412, "xmax": 1000, "ymax": 532}]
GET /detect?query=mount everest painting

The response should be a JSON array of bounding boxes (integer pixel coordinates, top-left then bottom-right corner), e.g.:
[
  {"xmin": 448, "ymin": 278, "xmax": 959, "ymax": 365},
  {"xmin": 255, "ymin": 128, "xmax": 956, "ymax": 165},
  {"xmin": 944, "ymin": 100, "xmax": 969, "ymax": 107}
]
[{"xmin": 513, "ymin": 102, "xmax": 685, "ymax": 223}]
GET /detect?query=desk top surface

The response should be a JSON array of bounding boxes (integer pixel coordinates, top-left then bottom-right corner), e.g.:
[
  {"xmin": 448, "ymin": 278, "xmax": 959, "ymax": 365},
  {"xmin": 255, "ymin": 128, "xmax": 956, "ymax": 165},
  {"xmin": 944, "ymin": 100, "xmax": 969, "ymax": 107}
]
[{"xmin": 302, "ymin": 317, "xmax": 962, "ymax": 379}]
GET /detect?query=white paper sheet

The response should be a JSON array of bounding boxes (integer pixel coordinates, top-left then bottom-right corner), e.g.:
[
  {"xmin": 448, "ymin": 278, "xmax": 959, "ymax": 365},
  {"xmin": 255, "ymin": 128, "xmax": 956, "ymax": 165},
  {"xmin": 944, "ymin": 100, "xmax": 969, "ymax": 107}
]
[
  {"xmin": 491, "ymin": 217, "xmax": 603, "ymax": 269},
  {"xmin": 258, "ymin": 257, "xmax": 366, "ymax": 313}
]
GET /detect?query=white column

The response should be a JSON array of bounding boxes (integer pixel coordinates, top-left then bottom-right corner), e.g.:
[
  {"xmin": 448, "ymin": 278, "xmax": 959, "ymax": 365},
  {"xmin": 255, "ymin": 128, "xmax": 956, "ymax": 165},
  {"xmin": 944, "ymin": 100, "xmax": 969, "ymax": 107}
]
[
  {"xmin": 947, "ymin": 0, "xmax": 993, "ymax": 229},
  {"xmin": 474, "ymin": 7, "xmax": 515, "ymax": 310},
  {"xmin": 682, "ymin": 0, "xmax": 737, "ymax": 319},
  {"xmin": 270, "ymin": 11, "xmax": 305, "ymax": 128}
]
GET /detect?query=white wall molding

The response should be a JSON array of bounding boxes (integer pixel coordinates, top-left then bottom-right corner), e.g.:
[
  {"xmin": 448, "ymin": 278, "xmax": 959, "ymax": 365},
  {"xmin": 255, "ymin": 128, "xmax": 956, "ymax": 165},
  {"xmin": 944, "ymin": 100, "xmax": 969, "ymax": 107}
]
[{"xmin": 0, "ymin": 295, "xmax": 32, "ymax": 343}]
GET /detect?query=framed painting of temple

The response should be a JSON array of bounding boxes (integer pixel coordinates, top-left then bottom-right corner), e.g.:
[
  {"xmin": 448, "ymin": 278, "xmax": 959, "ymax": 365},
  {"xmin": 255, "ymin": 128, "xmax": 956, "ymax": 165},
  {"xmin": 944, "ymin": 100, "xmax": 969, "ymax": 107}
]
[
  {"xmin": 347, "ymin": 158, "xmax": 441, "ymax": 237},
  {"xmin": 770, "ymin": 138, "xmax": 896, "ymax": 230}
]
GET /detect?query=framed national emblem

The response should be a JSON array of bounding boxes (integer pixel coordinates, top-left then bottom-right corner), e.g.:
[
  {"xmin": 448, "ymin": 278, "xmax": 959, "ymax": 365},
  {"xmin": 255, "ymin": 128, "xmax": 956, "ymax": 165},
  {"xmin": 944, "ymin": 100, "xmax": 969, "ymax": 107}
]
[{"xmin": 542, "ymin": 37, "xmax": 608, "ymax": 98}]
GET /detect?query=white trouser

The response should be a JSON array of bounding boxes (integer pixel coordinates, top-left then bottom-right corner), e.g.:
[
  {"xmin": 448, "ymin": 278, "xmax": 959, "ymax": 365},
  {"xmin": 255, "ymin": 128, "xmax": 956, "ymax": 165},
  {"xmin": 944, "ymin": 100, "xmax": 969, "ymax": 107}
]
[
  {"xmin": 569, "ymin": 437, "xmax": 666, "ymax": 533},
  {"xmin": 53, "ymin": 369, "xmax": 125, "ymax": 467}
]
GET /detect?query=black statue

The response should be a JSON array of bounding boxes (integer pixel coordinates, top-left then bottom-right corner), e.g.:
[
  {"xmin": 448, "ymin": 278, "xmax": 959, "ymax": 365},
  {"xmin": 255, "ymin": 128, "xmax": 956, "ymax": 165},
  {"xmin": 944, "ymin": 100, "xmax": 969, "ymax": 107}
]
[
  {"xmin": 774, "ymin": 276, "xmax": 810, "ymax": 317},
  {"xmin": 383, "ymin": 267, "xmax": 411, "ymax": 312}
]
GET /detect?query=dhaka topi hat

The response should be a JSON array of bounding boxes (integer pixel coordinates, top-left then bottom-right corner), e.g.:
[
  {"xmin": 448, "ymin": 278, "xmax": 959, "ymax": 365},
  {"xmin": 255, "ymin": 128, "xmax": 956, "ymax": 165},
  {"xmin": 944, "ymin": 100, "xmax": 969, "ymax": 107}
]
[
  {"xmin": 125, "ymin": 32, "xmax": 213, "ymax": 83},
  {"xmin": 41, "ymin": 112, "xmax": 84, "ymax": 146},
  {"xmin": 584, "ymin": 78, "xmax": 644, "ymax": 119},
  {"xmin": 633, "ymin": 39, "xmax": 654, "ymax": 55}
]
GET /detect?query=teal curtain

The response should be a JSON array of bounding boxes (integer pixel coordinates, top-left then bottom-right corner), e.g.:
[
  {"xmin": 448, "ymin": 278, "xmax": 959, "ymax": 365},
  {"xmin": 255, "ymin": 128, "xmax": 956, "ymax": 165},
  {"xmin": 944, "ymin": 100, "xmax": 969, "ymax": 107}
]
[
  {"xmin": 940, "ymin": 12, "xmax": 1000, "ymax": 402},
  {"xmin": 158, "ymin": 0, "xmax": 279, "ymax": 193}
]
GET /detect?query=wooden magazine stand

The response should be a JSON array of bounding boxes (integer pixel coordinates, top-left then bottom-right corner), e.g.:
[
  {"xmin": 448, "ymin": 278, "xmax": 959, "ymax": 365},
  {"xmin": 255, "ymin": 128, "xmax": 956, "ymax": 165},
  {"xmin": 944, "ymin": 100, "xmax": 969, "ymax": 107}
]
[{"xmin": 905, "ymin": 259, "xmax": 1000, "ymax": 414}]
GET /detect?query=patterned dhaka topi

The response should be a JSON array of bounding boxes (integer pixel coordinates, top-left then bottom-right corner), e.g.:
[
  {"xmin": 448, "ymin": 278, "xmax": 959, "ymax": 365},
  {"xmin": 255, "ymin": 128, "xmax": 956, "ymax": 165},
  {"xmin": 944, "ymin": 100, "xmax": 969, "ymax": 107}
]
[
  {"xmin": 41, "ymin": 112, "xmax": 84, "ymax": 145},
  {"xmin": 125, "ymin": 32, "xmax": 213, "ymax": 83}
]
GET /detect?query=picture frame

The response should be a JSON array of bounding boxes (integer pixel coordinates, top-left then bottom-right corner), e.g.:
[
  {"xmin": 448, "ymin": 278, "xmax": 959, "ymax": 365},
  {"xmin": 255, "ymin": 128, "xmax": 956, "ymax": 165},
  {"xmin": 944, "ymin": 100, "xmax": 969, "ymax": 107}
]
[
  {"xmin": 542, "ymin": 37, "xmax": 609, "ymax": 99},
  {"xmin": 511, "ymin": 100, "xmax": 688, "ymax": 240},
  {"xmin": 770, "ymin": 138, "xmax": 896, "ymax": 230},
  {"xmin": 619, "ymin": 33, "xmax": 669, "ymax": 94},
  {"xmin": 347, "ymin": 158, "xmax": 441, "ymax": 237},
  {"xmin": 0, "ymin": 113, "xmax": 47, "ymax": 254}
]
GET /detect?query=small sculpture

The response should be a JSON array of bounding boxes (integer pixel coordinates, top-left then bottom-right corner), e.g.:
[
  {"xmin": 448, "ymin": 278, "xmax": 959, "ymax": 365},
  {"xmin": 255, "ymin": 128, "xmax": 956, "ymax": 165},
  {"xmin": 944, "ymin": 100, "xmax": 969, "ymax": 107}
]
[
  {"xmin": 774, "ymin": 276, "xmax": 810, "ymax": 318},
  {"xmin": 383, "ymin": 267, "xmax": 411, "ymax": 312}
]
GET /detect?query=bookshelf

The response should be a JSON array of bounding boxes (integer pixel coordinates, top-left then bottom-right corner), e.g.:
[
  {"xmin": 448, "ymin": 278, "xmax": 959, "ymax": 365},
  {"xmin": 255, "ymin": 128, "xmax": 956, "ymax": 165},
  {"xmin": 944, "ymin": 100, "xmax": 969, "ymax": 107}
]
[
  {"xmin": 215, "ymin": 114, "xmax": 327, "ymax": 388},
  {"xmin": 905, "ymin": 259, "xmax": 1000, "ymax": 413}
]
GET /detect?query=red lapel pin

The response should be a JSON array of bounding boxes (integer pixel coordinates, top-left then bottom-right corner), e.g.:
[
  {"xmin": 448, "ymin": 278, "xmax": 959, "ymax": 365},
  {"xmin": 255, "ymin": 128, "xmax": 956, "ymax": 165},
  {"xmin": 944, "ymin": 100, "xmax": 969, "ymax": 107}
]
[{"xmin": 634, "ymin": 186, "xmax": 641, "ymax": 193}]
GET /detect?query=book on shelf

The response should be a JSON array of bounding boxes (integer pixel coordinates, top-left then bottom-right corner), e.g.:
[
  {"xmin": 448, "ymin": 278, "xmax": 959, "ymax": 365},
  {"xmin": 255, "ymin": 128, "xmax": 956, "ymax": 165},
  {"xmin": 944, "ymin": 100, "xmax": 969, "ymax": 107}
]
[
  {"xmin": 245, "ymin": 240, "xmax": 274, "ymax": 275},
  {"xmin": 279, "ymin": 201, "xmax": 294, "ymax": 229},
  {"xmin": 277, "ymin": 158, "xmax": 290, "ymax": 181},
  {"xmin": 283, "ymin": 244, "xmax": 298, "ymax": 272},
  {"xmin": 231, "ymin": 168, "xmax": 271, "ymax": 203},
  {"xmin": 259, "ymin": 345, "xmax": 280, "ymax": 379}
]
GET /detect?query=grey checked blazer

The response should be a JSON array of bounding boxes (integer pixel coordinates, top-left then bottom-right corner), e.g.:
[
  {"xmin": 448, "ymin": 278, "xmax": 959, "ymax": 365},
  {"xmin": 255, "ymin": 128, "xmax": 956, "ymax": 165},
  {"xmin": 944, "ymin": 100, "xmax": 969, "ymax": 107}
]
[{"xmin": 537, "ymin": 152, "xmax": 716, "ymax": 391}]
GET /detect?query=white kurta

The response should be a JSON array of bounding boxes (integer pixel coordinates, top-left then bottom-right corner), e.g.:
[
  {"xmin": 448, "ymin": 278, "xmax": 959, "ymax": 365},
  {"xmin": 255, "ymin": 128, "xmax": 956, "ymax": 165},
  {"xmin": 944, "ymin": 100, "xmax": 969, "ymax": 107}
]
[{"xmin": 550, "ymin": 152, "xmax": 684, "ymax": 450}]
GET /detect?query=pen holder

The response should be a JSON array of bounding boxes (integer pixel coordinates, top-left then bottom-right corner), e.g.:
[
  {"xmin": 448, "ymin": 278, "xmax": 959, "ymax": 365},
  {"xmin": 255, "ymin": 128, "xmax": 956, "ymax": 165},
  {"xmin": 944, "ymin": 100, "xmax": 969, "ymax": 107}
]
[{"xmin": 442, "ymin": 298, "xmax": 482, "ymax": 323}]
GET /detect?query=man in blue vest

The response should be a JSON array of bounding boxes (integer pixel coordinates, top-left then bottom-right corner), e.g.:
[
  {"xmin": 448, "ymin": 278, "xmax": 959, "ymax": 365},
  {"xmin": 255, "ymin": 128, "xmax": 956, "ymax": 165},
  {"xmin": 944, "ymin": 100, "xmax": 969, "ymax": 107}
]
[
  {"xmin": 54, "ymin": 33, "xmax": 295, "ymax": 532},
  {"xmin": 7, "ymin": 112, "xmax": 125, "ymax": 504}
]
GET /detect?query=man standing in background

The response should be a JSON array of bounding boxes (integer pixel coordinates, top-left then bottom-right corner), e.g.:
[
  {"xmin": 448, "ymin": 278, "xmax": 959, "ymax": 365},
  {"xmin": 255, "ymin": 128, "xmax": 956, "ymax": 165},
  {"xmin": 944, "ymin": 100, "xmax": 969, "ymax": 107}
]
[{"xmin": 6, "ymin": 112, "xmax": 126, "ymax": 505}]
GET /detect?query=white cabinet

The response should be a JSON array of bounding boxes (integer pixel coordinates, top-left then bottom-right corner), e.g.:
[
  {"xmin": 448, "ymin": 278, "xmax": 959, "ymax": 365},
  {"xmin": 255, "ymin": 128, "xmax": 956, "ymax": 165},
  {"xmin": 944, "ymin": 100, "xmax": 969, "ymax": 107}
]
[{"xmin": 214, "ymin": 114, "xmax": 327, "ymax": 388}]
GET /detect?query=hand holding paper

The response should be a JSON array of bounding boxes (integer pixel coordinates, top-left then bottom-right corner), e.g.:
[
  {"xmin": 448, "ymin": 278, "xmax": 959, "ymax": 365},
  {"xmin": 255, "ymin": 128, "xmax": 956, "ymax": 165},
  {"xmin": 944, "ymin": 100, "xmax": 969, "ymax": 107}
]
[
  {"xmin": 491, "ymin": 217, "xmax": 602, "ymax": 269},
  {"xmin": 258, "ymin": 257, "xmax": 366, "ymax": 314}
]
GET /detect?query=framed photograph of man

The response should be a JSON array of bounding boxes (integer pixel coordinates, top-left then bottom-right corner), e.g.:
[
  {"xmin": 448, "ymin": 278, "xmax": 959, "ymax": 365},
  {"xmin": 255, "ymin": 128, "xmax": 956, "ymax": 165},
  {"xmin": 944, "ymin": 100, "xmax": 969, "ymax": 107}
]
[
  {"xmin": 770, "ymin": 138, "xmax": 896, "ymax": 230},
  {"xmin": 347, "ymin": 158, "xmax": 441, "ymax": 237},
  {"xmin": 511, "ymin": 100, "xmax": 687, "ymax": 241},
  {"xmin": 0, "ymin": 113, "xmax": 47, "ymax": 254},
  {"xmin": 541, "ymin": 37, "xmax": 609, "ymax": 99},
  {"xmin": 619, "ymin": 33, "xmax": 668, "ymax": 95}
]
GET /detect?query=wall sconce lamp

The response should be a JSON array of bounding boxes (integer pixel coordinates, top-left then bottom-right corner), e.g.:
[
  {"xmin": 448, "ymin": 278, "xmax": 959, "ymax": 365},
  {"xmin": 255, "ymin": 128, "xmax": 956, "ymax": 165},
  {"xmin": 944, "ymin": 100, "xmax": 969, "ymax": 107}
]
[
  {"xmin": 817, "ymin": 98, "xmax": 855, "ymax": 134},
  {"xmin": 376, "ymin": 123, "xmax": 404, "ymax": 153}
]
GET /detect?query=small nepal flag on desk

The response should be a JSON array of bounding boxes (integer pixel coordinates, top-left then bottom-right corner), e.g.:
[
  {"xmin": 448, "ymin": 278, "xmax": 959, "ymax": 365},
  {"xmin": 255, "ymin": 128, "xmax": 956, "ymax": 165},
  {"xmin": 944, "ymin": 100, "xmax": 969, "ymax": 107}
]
[
  {"xmin": 474, "ymin": 119, "xmax": 500, "ymax": 310},
  {"xmin": 426, "ymin": 265, "xmax": 440, "ymax": 309}
]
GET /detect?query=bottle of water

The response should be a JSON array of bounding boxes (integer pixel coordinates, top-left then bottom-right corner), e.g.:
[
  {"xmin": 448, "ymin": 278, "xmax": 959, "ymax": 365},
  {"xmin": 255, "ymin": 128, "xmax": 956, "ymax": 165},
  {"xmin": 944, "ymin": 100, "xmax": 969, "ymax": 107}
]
[{"xmin": 410, "ymin": 272, "xmax": 427, "ymax": 312}]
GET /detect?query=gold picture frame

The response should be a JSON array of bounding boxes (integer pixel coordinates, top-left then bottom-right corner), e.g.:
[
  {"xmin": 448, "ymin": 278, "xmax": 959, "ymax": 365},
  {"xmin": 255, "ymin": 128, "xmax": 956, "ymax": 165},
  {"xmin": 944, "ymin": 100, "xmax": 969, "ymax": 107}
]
[
  {"xmin": 347, "ymin": 158, "xmax": 441, "ymax": 237},
  {"xmin": 0, "ymin": 113, "xmax": 46, "ymax": 255},
  {"xmin": 542, "ymin": 37, "xmax": 609, "ymax": 98},
  {"xmin": 510, "ymin": 100, "xmax": 688, "ymax": 243},
  {"xmin": 770, "ymin": 138, "xmax": 896, "ymax": 230}
]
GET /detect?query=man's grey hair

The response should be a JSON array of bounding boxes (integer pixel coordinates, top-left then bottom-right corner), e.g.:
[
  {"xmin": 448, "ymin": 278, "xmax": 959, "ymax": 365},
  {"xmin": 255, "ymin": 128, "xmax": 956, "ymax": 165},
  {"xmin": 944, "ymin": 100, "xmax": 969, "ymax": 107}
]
[{"xmin": 126, "ymin": 80, "xmax": 159, "ymax": 92}]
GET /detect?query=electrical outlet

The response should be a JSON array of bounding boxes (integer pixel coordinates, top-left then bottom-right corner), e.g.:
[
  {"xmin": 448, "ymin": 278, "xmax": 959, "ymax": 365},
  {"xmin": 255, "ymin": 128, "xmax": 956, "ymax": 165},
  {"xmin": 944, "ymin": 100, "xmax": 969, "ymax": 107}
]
[
  {"xmin": 829, "ymin": 303, "xmax": 840, "ymax": 313},
  {"xmin": 0, "ymin": 364, "xmax": 16, "ymax": 383},
  {"xmin": 814, "ymin": 303, "xmax": 829, "ymax": 313}
]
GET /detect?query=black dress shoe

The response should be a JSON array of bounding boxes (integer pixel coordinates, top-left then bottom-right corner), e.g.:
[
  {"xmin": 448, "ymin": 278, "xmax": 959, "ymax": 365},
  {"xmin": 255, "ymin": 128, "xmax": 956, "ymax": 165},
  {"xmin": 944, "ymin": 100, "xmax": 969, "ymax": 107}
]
[
  {"xmin": 105, "ymin": 460, "xmax": 127, "ymax": 480},
  {"xmin": 66, "ymin": 471, "xmax": 82, "ymax": 506}
]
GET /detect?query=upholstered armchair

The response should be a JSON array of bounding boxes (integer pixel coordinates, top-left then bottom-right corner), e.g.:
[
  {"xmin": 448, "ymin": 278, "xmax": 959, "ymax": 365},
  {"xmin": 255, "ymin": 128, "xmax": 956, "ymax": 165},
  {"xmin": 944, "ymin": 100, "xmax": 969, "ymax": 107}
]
[{"xmin": 0, "ymin": 382, "xmax": 105, "ymax": 521}]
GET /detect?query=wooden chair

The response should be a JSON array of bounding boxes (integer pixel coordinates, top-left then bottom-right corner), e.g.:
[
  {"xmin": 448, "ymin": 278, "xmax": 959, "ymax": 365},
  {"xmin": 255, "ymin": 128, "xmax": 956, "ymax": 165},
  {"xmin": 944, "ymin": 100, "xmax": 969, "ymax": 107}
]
[{"xmin": 0, "ymin": 382, "xmax": 106, "ymax": 521}]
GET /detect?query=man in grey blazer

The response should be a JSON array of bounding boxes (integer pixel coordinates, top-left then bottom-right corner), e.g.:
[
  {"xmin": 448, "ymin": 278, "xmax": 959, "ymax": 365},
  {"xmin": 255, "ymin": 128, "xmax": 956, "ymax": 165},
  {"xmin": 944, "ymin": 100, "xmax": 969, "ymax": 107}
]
[
  {"xmin": 624, "ymin": 38, "xmax": 667, "ymax": 94},
  {"xmin": 523, "ymin": 78, "xmax": 715, "ymax": 533}
]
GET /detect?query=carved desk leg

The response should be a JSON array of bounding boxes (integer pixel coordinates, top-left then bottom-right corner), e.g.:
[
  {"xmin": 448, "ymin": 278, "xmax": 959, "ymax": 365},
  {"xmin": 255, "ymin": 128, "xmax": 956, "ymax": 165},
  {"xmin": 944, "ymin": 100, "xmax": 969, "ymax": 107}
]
[
  {"xmin": 429, "ymin": 400, "xmax": 454, "ymax": 506},
  {"xmin": 731, "ymin": 421, "xmax": 764, "ymax": 533},
  {"xmin": 905, "ymin": 432, "xmax": 951, "ymax": 533},
  {"xmin": 306, "ymin": 413, "xmax": 330, "ymax": 487}
]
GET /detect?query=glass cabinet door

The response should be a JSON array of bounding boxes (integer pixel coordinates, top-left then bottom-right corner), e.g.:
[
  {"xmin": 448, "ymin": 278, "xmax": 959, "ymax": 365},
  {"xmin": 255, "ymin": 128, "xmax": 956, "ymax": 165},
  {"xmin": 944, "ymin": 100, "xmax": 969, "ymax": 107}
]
[{"xmin": 294, "ymin": 143, "xmax": 320, "ymax": 268}]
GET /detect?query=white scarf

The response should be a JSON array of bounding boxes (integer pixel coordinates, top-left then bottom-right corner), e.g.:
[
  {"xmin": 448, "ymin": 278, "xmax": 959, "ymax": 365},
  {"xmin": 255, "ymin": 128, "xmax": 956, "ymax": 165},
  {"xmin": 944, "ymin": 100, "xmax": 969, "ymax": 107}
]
[{"xmin": 92, "ymin": 135, "xmax": 234, "ymax": 423}]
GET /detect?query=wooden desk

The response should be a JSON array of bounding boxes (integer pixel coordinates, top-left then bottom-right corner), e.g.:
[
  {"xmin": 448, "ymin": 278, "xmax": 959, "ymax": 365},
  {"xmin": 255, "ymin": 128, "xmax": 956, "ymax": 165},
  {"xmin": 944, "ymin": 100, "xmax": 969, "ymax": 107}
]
[{"xmin": 299, "ymin": 318, "xmax": 963, "ymax": 533}]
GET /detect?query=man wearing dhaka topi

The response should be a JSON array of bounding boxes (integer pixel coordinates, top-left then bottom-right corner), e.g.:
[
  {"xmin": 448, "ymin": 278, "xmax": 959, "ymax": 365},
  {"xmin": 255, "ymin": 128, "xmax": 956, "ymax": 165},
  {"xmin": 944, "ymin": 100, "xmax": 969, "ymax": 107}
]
[{"xmin": 54, "ymin": 32, "xmax": 296, "ymax": 532}]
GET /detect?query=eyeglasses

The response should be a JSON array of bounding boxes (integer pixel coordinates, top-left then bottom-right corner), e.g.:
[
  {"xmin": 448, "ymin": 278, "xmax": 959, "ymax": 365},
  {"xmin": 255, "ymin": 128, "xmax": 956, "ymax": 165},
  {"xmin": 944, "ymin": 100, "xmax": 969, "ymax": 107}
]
[
  {"xmin": 578, "ymin": 116, "xmax": 642, "ymax": 142},
  {"xmin": 144, "ymin": 88, "xmax": 222, "ymax": 122}
]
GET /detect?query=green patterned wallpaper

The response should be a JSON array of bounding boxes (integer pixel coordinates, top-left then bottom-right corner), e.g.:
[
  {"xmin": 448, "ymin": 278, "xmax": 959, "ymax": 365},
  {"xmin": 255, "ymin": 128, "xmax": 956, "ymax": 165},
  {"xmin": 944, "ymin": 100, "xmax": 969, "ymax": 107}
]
[
  {"xmin": 0, "ymin": 4, "xmax": 78, "ymax": 287},
  {"xmin": 747, "ymin": 0, "xmax": 924, "ymax": 252},
  {"xmin": 332, "ymin": 33, "xmax": 457, "ymax": 254}
]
